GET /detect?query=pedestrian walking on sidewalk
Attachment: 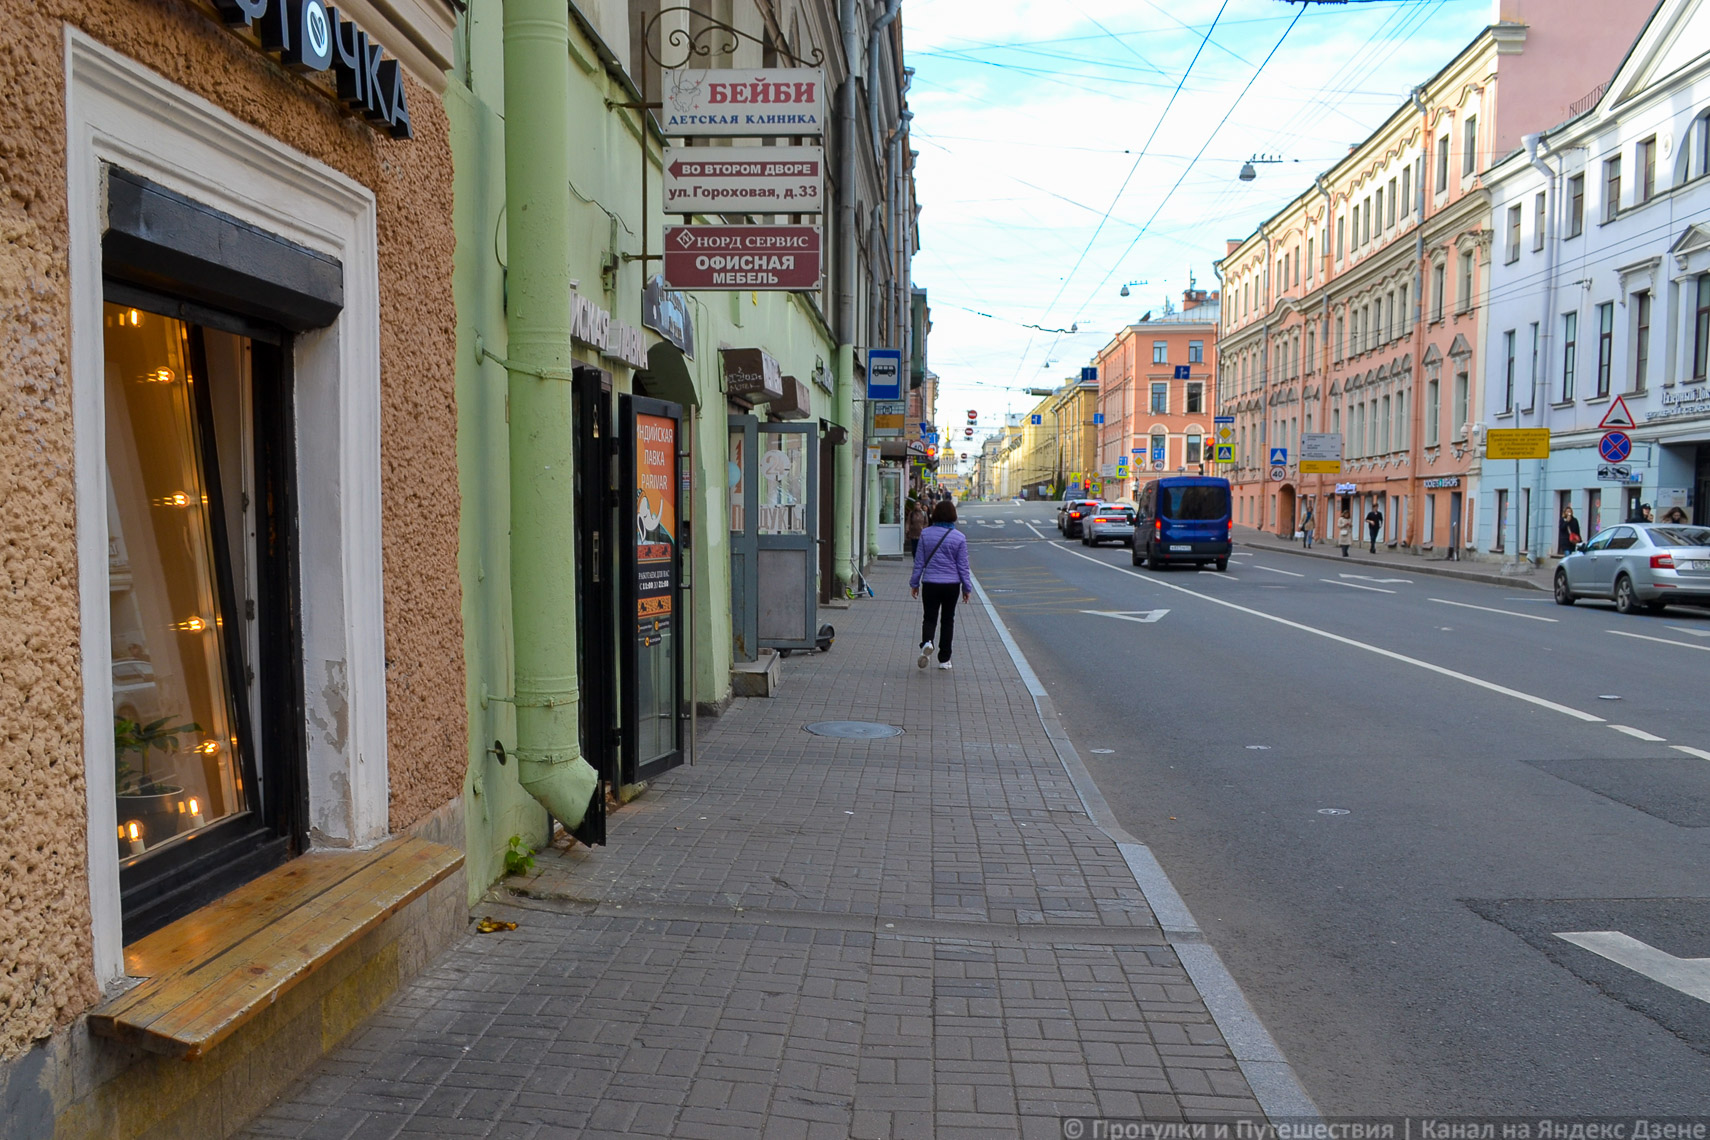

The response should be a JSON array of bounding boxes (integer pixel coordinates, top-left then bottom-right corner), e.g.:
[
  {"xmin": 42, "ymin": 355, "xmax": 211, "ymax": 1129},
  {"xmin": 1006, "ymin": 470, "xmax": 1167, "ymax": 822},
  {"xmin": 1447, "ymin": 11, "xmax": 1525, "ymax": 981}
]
[
  {"xmin": 1337, "ymin": 509, "xmax": 1353, "ymax": 557},
  {"xmin": 905, "ymin": 498, "xmax": 927, "ymax": 556},
  {"xmin": 1301, "ymin": 501, "xmax": 1316, "ymax": 549},
  {"xmin": 1365, "ymin": 503, "xmax": 1384, "ymax": 553},
  {"xmin": 1558, "ymin": 504, "xmax": 1582, "ymax": 555},
  {"xmin": 910, "ymin": 499, "xmax": 972, "ymax": 670}
]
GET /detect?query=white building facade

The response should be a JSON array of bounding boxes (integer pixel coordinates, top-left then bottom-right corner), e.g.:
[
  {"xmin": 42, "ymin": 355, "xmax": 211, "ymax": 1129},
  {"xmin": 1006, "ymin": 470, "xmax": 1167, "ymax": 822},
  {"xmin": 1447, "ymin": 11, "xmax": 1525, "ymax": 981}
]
[{"xmin": 1479, "ymin": 0, "xmax": 1710, "ymax": 557}]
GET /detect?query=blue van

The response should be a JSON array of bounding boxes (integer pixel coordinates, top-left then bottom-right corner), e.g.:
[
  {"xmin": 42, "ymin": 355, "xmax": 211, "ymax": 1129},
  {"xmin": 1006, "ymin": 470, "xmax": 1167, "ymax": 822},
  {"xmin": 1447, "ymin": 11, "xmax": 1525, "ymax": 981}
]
[{"xmin": 1130, "ymin": 476, "xmax": 1233, "ymax": 571}]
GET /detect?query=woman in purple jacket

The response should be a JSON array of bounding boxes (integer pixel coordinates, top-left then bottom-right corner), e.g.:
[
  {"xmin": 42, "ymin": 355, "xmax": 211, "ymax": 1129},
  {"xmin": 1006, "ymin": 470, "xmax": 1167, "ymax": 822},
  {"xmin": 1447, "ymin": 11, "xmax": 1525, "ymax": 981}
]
[{"xmin": 909, "ymin": 499, "xmax": 973, "ymax": 670}]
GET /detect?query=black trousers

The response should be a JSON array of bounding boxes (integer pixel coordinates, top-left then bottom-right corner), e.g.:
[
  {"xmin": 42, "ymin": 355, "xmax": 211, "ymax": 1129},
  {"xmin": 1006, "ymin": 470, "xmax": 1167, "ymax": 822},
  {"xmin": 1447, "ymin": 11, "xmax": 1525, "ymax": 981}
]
[{"xmin": 920, "ymin": 582, "xmax": 960, "ymax": 661}]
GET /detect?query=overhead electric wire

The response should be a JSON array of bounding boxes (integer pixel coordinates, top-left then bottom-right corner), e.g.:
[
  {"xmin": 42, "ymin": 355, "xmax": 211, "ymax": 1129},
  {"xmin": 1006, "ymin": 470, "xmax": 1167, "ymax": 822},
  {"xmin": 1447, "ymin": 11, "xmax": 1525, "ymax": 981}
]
[
  {"xmin": 1075, "ymin": 3, "xmax": 1308, "ymax": 314},
  {"xmin": 1005, "ymin": 0, "xmax": 1233, "ymax": 391}
]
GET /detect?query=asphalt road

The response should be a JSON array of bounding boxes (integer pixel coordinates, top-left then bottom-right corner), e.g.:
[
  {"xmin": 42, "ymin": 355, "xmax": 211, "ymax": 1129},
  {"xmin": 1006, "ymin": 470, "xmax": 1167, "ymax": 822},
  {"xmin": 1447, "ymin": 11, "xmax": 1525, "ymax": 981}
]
[{"xmin": 955, "ymin": 499, "xmax": 1710, "ymax": 1115}]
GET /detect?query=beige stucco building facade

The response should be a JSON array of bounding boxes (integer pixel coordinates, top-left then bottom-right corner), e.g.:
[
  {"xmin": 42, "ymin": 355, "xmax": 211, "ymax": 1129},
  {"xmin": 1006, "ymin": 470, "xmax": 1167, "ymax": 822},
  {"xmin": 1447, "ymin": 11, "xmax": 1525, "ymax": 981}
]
[{"xmin": 0, "ymin": 1, "xmax": 468, "ymax": 1133}]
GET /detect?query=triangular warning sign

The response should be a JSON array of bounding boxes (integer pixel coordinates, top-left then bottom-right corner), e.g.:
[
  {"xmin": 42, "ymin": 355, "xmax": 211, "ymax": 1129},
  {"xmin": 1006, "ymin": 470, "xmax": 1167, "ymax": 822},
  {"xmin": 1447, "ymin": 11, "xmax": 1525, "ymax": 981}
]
[{"xmin": 1599, "ymin": 395, "xmax": 1637, "ymax": 429}]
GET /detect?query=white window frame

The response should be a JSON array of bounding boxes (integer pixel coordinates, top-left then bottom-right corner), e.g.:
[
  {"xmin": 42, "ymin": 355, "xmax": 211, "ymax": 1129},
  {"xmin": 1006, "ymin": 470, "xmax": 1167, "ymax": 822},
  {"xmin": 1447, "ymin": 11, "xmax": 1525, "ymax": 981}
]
[{"xmin": 67, "ymin": 30, "xmax": 388, "ymax": 987}]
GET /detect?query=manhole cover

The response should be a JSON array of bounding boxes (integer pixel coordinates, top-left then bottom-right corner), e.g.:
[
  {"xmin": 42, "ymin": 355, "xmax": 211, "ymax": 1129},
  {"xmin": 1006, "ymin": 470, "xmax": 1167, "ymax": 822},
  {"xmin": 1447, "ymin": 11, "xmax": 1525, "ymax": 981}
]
[
  {"xmin": 1317, "ymin": 807, "xmax": 1351, "ymax": 815},
  {"xmin": 804, "ymin": 721, "xmax": 903, "ymax": 739}
]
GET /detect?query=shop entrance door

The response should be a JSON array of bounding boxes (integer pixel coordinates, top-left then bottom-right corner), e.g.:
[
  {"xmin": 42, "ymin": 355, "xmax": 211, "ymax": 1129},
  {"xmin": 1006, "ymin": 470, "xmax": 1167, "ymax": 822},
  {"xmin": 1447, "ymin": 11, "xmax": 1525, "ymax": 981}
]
[
  {"xmin": 876, "ymin": 464, "xmax": 904, "ymax": 555},
  {"xmin": 570, "ymin": 369, "xmax": 614, "ymax": 844},
  {"xmin": 620, "ymin": 395, "xmax": 685, "ymax": 783},
  {"xmin": 756, "ymin": 421, "xmax": 819, "ymax": 650}
]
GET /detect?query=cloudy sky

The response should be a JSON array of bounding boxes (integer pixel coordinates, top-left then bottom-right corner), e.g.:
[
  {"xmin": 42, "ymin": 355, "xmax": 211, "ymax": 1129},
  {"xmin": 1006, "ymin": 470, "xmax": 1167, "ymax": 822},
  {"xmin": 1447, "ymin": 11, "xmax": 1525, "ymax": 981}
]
[{"xmin": 903, "ymin": 0, "xmax": 1496, "ymax": 459}]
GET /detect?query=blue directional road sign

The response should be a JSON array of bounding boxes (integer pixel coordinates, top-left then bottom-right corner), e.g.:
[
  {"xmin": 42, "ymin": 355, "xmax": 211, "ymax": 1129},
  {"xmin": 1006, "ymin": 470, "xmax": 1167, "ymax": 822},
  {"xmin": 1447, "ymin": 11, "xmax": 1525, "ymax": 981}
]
[
  {"xmin": 1131, "ymin": 447, "xmax": 1145, "ymax": 454},
  {"xmin": 1081, "ymin": 366, "xmax": 1098, "ymax": 382},
  {"xmin": 1173, "ymin": 365, "xmax": 1190, "ymax": 379},
  {"xmin": 1270, "ymin": 447, "xmax": 1289, "ymax": 466},
  {"xmin": 1093, "ymin": 413, "xmax": 1105, "ymax": 425},
  {"xmin": 1031, "ymin": 414, "xmax": 1042, "ymax": 425},
  {"xmin": 1599, "ymin": 431, "xmax": 1632, "ymax": 463},
  {"xmin": 1152, "ymin": 447, "xmax": 1165, "ymax": 463}
]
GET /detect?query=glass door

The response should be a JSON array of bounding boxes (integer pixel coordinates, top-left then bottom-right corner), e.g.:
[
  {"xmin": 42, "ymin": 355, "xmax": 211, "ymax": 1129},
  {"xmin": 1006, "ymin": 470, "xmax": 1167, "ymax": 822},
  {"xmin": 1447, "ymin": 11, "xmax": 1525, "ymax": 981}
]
[
  {"xmin": 620, "ymin": 395, "xmax": 685, "ymax": 782},
  {"xmin": 756, "ymin": 421, "xmax": 819, "ymax": 650},
  {"xmin": 875, "ymin": 464, "xmax": 904, "ymax": 556}
]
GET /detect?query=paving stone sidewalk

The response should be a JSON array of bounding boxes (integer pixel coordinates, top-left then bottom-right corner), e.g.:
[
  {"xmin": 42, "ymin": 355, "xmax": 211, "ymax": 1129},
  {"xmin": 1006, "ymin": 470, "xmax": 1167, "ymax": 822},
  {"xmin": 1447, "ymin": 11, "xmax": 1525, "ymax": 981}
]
[{"xmin": 240, "ymin": 559, "xmax": 1266, "ymax": 1140}]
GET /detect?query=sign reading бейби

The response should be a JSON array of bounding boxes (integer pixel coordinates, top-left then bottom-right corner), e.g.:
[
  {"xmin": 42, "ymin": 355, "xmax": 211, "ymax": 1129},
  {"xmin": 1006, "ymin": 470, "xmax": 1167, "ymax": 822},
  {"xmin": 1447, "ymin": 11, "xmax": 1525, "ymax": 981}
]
[{"xmin": 661, "ymin": 70, "xmax": 827, "ymax": 136}]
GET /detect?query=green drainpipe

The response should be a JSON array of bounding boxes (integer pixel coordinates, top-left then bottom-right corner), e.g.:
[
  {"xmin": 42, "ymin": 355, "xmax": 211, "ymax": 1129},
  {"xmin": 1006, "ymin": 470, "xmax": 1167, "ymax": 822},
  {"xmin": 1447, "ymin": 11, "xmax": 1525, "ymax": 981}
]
[
  {"xmin": 834, "ymin": 344, "xmax": 855, "ymax": 591},
  {"xmin": 502, "ymin": 0, "xmax": 597, "ymax": 828}
]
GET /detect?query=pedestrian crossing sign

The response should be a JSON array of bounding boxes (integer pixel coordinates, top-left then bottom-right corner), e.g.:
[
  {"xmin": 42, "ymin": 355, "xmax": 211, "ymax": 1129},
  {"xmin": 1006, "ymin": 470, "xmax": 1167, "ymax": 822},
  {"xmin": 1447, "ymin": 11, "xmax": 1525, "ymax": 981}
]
[{"xmin": 1215, "ymin": 443, "xmax": 1234, "ymax": 462}]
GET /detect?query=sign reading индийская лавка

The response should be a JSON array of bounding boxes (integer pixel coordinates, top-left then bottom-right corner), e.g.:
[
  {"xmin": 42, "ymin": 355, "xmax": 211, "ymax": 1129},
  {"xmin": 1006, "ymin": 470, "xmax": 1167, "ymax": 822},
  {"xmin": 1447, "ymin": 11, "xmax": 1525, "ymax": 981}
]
[{"xmin": 214, "ymin": 0, "xmax": 414, "ymax": 139}]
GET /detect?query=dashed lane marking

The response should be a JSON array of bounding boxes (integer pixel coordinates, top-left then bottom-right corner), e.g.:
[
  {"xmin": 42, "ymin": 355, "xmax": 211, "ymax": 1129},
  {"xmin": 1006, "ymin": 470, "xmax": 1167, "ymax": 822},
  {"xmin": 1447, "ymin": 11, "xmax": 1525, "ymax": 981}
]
[
  {"xmin": 1608, "ymin": 725, "xmax": 1667, "ymax": 742},
  {"xmin": 1251, "ymin": 564, "xmax": 1305, "ymax": 578},
  {"xmin": 1323, "ymin": 578, "xmax": 1395, "ymax": 594},
  {"xmin": 1054, "ymin": 544, "xmax": 1605, "ymax": 724},
  {"xmin": 1430, "ymin": 598, "xmax": 1558, "ymax": 623},
  {"xmin": 1607, "ymin": 629, "xmax": 1710, "ymax": 654},
  {"xmin": 1673, "ymin": 746, "xmax": 1710, "ymax": 762}
]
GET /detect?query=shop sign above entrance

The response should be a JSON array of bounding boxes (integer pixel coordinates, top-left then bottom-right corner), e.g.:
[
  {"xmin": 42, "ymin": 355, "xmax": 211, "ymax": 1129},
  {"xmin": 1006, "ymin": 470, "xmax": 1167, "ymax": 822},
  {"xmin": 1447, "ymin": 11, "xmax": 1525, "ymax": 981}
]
[
  {"xmin": 664, "ymin": 226, "xmax": 822, "ymax": 291},
  {"xmin": 664, "ymin": 147, "xmax": 823, "ymax": 214},
  {"xmin": 661, "ymin": 70, "xmax": 828, "ymax": 136},
  {"xmin": 571, "ymin": 291, "xmax": 649, "ymax": 370},
  {"xmin": 721, "ymin": 347, "xmax": 784, "ymax": 406},
  {"xmin": 214, "ymin": 0, "xmax": 413, "ymax": 138}
]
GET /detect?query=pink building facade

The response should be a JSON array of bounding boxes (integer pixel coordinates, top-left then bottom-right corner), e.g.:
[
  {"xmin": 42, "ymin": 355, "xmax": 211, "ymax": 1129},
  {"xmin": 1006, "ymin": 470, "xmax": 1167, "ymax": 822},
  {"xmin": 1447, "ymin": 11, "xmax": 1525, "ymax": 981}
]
[
  {"xmin": 1094, "ymin": 289, "xmax": 1221, "ymax": 502},
  {"xmin": 1215, "ymin": 0, "xmax": 1657, "ymax": 553}
]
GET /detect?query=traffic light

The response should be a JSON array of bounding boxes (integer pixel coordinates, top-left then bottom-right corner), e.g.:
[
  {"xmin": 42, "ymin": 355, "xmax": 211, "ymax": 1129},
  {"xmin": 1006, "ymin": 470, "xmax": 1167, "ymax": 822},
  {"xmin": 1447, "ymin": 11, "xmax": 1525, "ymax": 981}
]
[{"xmin": 926, "ymin": 446, "xmax": 938, "ymax": 459}]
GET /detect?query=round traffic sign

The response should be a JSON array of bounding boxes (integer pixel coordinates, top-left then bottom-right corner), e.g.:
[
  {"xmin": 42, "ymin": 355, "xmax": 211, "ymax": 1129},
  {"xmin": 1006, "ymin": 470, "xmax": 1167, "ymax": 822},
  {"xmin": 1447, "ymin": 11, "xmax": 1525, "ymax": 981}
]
[
  {"xmin": 1599, "ymin": 431, "xmax": 1632, "ymax": 463},
  {"xmin": 1269, "ymin": 466, "xmax": 1286, "ymax": 481}
]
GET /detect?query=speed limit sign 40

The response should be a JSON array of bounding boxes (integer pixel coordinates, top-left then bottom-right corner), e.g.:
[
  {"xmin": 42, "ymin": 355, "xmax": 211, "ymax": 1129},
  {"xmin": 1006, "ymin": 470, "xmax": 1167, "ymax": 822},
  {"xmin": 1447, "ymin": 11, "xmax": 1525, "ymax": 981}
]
[{"xmin": 1269, "ymin": 466, "xmax": 1286, "ymax": 481}]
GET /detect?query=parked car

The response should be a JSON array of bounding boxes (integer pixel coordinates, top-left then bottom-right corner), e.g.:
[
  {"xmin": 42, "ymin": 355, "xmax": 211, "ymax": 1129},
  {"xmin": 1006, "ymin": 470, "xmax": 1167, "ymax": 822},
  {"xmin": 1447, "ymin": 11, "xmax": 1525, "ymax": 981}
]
[
  {"xmin": 1554, "ymin": 523, "xmax": 1710, "ymax": 613},
  {"xmin": 1131, "ymin": 476, "xmax": 1232, "ymax": 570},
  {"xmin": 1058, "ymin": 498, "xmax": 1101, "ymax": 538},
  {"xmin": 1081, "ymin": 502, "xmax": 1136, "ymax": 546}
]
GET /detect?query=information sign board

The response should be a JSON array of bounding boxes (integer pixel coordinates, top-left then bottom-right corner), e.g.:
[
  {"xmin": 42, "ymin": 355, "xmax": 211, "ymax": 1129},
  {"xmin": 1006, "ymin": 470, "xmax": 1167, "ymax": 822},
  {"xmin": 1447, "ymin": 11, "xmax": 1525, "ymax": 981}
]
[
  {"xmin": 865, "ymin": 348, "xmax": 902, "ymax": 401},
  {"xmin": 660, "ymin": 69, "xmax": 828, "ymax": 137},
  {"xmin": 1299, "ymin": 432, "xmax": 1343, "ymax": 474},
  {"xmin": 664, "ymin": 225, "xmax": 821, "ymax": 291},
  {"xmin": 663, "ymin": 146, "xmax": 823, "ymax": 213},
  {"xmin": 1486, "ymin": 427, "xmax": 1551, "ymax": 460}
]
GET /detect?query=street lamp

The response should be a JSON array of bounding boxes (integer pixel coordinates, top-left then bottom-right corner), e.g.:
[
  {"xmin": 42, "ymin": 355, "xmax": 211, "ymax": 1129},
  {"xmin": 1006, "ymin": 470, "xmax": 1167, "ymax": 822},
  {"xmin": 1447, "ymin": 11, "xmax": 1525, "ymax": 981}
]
[
  {"xmin": 1118, "ymin": 280, "xmax": 1149, "ymax": 298},
  {"xmin": 1239, "ymin": 154, "xmax": 1285, "ymax": 182}
]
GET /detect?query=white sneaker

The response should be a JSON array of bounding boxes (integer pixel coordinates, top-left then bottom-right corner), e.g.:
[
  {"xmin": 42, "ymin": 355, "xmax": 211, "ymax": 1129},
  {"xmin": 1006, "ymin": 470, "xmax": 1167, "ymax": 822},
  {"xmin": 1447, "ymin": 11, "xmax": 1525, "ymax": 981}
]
[
  {"xmin": 917, "ymin": 642, "xmax": 932, "ymax": 669},
  {"xmin": 937, "ymin": 660, "xmax": 953, "ymax": 671}
]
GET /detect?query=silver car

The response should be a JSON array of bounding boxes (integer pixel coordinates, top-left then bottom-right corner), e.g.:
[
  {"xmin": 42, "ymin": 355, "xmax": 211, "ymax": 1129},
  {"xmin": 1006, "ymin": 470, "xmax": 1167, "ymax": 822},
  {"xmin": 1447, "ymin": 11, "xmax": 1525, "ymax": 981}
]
[
  {"xmin": 1081, "ymin": 503, "xmax": 1136, "ymax": 546},
  {"xmin": 1554, "ymin": 522, "xmax": 1710, "ymax": 614}
]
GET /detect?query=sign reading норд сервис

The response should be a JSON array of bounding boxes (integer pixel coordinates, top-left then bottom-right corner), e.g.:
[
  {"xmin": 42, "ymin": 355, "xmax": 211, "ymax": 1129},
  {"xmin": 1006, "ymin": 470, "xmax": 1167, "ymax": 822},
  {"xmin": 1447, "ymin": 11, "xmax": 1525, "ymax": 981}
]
[{"xmin": 661, "ymin": 70, "xmax": 827, "ymax": 136}]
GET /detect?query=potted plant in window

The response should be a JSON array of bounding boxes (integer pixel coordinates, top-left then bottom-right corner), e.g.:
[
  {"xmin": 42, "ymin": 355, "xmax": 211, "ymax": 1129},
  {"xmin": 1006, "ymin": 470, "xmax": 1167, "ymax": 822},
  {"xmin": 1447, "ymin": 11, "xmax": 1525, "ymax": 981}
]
[{"xmin": 115, "ymin": 714, "xmax": 198, "ymax": 855}]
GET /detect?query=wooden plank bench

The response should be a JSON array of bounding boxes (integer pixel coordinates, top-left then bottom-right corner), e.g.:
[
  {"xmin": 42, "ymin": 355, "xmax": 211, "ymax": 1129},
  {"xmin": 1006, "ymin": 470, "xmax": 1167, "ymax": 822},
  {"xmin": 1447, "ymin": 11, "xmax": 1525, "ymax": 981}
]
[{"xmin": 90, "ymin": 836, "xmax": 463, "ymax": 1060}]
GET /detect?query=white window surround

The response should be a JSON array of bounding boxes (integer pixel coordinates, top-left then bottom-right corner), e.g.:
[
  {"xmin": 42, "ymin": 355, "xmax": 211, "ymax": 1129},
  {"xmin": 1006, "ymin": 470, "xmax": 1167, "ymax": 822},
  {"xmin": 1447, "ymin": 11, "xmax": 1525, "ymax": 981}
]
[{"xmin": 67, "ymin": 30, "xmax": 388, "ymax": 988}]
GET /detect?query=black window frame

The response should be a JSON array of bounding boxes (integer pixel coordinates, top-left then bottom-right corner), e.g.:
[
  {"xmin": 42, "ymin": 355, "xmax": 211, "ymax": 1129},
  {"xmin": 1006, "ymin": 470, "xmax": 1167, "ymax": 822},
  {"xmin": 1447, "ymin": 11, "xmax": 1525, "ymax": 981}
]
[
  {"xmin": 1634, "ymin": 291, "xmax": 1651, "ymax": 392},
  {"xmin": 103, "ymin": 168, "xmax": 334, "ymax": 940},
  {"xmin": 1596, "ymin": 301, "xmax": 1614, "ymax": 398},
  {"xmin": 1604, "ymin": 156, "xmax": 1621, "ymax": 223},
  {"xmin": 1568, "ymin": 174, "xmax": 1586, "ymax": 237}
]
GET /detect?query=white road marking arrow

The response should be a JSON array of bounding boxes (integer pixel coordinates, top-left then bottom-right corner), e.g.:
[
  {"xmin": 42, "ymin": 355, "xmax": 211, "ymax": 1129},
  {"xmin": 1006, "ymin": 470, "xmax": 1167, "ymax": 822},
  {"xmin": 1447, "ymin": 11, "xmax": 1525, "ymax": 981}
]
[
  {"xmin": 1555, "ymin": 931, "xmax": 1710, "ymax": 1004},
  {"xmin": 1079, "ymin": 609, "xmax": 1170, "ymax": 624},
  {"xmin": 1340, "ymin": 573, "xmax": 1412, "ymax": 584}
]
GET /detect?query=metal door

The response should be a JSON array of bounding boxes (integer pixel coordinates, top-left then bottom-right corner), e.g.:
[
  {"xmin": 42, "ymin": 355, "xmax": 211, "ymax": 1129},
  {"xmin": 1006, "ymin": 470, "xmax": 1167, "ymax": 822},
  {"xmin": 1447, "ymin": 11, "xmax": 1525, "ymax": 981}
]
[
  {"xmin": 570, "ymin": 368, "xmax": 611, "ymax": 844},
  {"xmin": 1448, "ymin": 491, "xmax": 1463, "ymax": 552},
  {"xmin": 756, "ymin": 420, "xmax": 819, "ymax": 650},
  {"xmin": 620, "ymin": 395, "xmax": 685, "ymax": 783},
  {"xmin": 728, "ymin": 414, "xmax": 759, "ymax": 661}
]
